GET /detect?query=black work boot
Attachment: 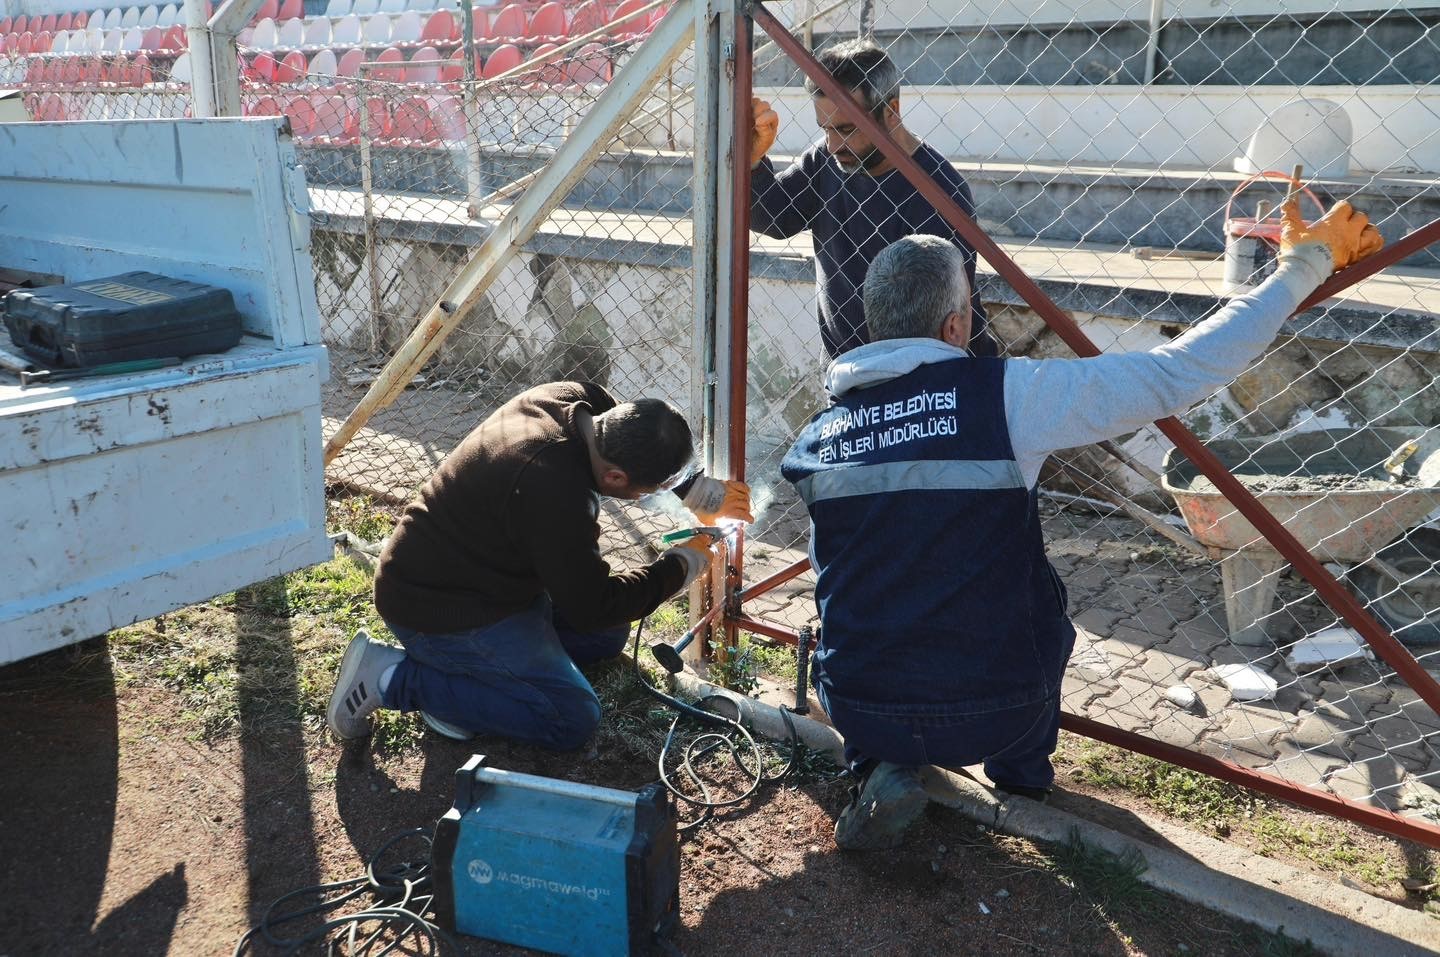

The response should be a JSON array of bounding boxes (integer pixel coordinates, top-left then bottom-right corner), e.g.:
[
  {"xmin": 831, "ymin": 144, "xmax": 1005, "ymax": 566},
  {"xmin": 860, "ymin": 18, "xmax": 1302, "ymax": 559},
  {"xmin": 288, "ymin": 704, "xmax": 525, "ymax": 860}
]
[{"xmin": 833, "ymin": 762, "xmax": 928, "ymax": 851}]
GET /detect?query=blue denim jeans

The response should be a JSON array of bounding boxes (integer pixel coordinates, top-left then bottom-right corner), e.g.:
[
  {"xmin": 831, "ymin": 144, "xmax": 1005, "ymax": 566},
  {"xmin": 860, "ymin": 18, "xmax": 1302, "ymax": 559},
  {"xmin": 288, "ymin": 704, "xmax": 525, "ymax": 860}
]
[
  {"xmin": 380, "ymin": 595, "xmax": 630, "ymax": 751},
  {"xmin": 817, "ymin": 684, "xmax": 1063, "ymax": 791}
]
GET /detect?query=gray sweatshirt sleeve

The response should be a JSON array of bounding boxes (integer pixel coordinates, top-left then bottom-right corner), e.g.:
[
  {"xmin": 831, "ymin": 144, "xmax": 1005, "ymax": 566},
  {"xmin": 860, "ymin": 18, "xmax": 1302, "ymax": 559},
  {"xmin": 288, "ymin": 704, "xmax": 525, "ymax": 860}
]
[{"xmin": 1003, "ymin": 254, "xmax": 1329, "ymax": 488}]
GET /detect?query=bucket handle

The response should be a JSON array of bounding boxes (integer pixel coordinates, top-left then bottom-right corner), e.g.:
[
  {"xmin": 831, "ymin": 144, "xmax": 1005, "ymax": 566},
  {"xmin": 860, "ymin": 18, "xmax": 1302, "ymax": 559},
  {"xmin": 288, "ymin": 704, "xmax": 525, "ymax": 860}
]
[{"xmin": 1225, "ymin": 170, "xmax": 1325, "ymax": 227}]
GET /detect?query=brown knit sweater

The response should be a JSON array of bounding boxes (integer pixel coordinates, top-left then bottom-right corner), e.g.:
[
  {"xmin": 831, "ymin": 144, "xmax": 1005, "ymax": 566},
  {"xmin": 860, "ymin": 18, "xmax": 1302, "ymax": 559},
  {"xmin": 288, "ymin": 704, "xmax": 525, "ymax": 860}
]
[{"xmin": 373, "ymin": 381, "xmax": 687, "ymax": 634}]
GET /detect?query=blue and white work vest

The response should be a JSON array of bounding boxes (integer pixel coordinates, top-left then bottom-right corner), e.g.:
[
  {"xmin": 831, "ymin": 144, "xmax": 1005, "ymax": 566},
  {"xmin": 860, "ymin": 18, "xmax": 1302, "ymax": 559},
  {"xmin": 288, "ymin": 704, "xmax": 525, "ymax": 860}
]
[{"xmin": 782, "ymin": 356, "xmax": 1075, "ymax": 710}]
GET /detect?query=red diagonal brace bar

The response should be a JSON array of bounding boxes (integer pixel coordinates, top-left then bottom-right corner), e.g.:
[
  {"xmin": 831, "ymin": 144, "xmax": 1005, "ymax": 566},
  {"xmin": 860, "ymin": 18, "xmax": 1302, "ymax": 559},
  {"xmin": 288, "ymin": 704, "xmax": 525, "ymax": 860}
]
[
  {"xmin": 750, "ymin": 1, "xmax": 1440, "ymax": 722},
  {"xmin": 1063, "ymin": 714, "xmax": 1440, "ymax": 848},
  {"xmin": 738, "ymin": 555, "xmax": 812, "ymax": 603}
]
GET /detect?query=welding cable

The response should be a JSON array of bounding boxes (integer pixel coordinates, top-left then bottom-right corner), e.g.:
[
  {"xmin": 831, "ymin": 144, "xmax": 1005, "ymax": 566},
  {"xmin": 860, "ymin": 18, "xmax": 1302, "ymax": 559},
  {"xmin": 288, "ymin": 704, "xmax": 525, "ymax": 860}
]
[
  {"xmin": 234, "ymin": 828, "xmax": 459, "ymax": 956},
  {"xmin": 630, "ymin": 612, "xmax": 800, "ymax": 830}
]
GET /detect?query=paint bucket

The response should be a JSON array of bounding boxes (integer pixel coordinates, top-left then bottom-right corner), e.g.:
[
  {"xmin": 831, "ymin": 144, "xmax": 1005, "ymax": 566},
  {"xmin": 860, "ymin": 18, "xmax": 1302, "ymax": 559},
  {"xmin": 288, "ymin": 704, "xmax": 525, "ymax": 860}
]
[{"xmin": 1222, "ymin": 171, "xmax": 1324, "ymax": 293}]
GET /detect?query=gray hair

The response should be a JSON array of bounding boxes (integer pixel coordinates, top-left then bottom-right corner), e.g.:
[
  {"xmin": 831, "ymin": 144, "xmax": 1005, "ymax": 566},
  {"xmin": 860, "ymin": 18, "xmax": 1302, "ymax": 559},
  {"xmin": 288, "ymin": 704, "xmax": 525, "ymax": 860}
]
[
  {"xmin": 863, "ymin": 235, "xmax": 971, "ymax": 341},
  {"xmin": 804, "ymin": 38, "xmax": 901, "ymax": 115}
]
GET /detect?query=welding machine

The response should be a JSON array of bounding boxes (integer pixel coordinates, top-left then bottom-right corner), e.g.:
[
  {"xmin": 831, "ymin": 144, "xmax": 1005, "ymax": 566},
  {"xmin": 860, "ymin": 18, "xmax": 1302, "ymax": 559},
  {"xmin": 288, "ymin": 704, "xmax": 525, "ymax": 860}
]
[{"xmin": 431, "ymin": 755, "xmax": 680, "ymax": 956}]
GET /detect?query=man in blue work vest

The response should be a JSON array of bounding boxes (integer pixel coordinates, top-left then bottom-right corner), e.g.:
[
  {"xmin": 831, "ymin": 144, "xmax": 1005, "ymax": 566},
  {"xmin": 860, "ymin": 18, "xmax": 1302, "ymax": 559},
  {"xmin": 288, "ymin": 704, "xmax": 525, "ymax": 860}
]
[{"xmin": 782, "ymin": 203, "xmax": 1381, "ymax": 850}]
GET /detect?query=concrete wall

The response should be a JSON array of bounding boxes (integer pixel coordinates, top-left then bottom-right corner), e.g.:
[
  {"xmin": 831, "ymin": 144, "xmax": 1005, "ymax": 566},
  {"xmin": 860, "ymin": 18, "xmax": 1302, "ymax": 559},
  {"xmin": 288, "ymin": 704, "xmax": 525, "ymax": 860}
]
[{"xmin": 308, "ymin": 220, "xmax": 1440, "ymax": 506}]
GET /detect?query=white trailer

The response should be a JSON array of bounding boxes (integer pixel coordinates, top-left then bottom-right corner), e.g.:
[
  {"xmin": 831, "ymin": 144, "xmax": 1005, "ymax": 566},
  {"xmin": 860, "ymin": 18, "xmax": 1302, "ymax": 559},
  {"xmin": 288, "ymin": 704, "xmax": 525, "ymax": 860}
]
[{"xmin": 0, "ymin": 116, "xmax": 334, "ymax": 664}]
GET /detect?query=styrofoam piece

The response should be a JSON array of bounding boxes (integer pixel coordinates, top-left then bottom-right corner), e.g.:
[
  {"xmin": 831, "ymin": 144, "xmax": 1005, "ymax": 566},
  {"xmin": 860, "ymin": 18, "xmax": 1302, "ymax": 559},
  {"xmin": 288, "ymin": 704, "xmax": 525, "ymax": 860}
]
[
  {"xmin": 1235, "ymin": 97, "xmax": 1353, "ymax": 179},
  {"xmin": 1286, "ymin": 627, "xmax": 1373, "ymax": 672},
  {"xmin": 1165, "ymin": 683, "xmax": 1199, "ymax": 711},
  {"xmin": 1214, "ymin": 663, "xmax": 1279, "ymax": 703}
]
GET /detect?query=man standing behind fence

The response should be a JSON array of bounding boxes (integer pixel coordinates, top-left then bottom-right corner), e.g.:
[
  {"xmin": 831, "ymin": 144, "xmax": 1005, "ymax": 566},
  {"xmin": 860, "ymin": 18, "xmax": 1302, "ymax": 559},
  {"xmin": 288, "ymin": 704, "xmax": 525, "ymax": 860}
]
[
  {"xmin": 325, "ymin": 381, "xmax": 751, "ymax": 747},
  {"xmin": 782, "ymin": 203, "xmax": 1381, "ymax": 850},
  {"xmin": 748, "ymin": 38, "xmax": 996, "ymax": 359}
]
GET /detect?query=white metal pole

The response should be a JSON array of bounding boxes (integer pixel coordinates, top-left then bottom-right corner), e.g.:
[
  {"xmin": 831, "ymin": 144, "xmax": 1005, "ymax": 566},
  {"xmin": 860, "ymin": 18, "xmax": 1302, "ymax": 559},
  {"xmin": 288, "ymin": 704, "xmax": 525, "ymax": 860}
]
[
  {"xmin": 324, "ymin": 0, "xmax": 699, "ymax": 465},
  {"xmin": 1145, "ymin": 0, "xmax": 1164, "ymax": 84},
  {"xmin": 183, "ymin": 0, "xmax": 215, "ymax": 117},
  {"xmin": 708, "ymin": 0, "xmax": 738, "ymax": 481}
]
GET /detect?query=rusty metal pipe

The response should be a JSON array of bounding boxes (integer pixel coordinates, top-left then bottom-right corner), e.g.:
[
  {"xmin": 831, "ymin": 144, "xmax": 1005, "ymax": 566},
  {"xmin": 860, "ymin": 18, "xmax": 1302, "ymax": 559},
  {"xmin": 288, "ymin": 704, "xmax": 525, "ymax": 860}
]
[{"xmin": 737, "ymin": 555, "xmax": 813, "ymax": 603}]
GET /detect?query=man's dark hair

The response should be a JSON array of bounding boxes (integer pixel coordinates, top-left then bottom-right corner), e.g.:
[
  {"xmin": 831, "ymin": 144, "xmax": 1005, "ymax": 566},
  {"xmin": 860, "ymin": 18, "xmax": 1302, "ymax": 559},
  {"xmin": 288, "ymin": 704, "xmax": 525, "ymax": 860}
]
[
  {"xmin": 804, "ymin": 38, "xmax": 901, "ymax": 117},
  {"xmin": 594, "ymin": 399, "xmax": 695, "ymax": 487}
]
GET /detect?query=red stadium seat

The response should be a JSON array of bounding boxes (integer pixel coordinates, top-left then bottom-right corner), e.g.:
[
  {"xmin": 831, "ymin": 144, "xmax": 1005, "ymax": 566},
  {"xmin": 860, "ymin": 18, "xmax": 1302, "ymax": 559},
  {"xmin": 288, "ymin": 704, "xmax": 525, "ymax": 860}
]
[
  {"xmin": 40, "ymin": 14, "xmax": 57, "ymax": 33},
  {"xmin": 24, "ymin": 59, "xmax": 46, "ymax": 86},
  {"xmin": 568, "ymin": 1, "xmax": 604, "ymax": 37},
  {"xmin": 249, "ymin": 93, "xmax": 283, "ymax": 116},
  {"xmin": 344, "ymin": 95, "xmax": 388, "ymax": 138},
  {"xmin": 407, "ymin": 45, "xmax": 440, "ymax": 83},
  {"xmin": 55, "ymin": 12, "xmax": 72, "ymax": 32},
  {"xmin": 11, "ymin": 15, "xmax": 27, "ymax": 33},
  {"xmin": 529, "ymin": 41, "xmax": 564, "ymax": 85},
  {"xmin": 252, "ymin": 0, "xmax": 278, "ymax": 25},
  {"xmin": 250, "ymin": 50, "xmax": 279, "ymax": 81},
  {"xmin": 608, "ymin": 0, "xmax": 650, "ymax": 36},
  {"xmin": 311, "ymin": 93, "xmax": 348, "ymax": 138},
  {"xmin": 487, "ymin": 3, "xmax": 525, "ymax": 42},
  {"xmin": 372, "ymin": 45, "xmax": 404, "ymax": 81},
  {"xmin": 160, "ymin": 25, "xmax": 186, "ymax": 49},
  {"xmin": 131, "ymin": 52, "xmax": 153, "ymax": 85},
  {"xmin": 420, "ymin": 9, "xmax": 456, "ymax": 43},
  {"xmin": 480, "ymin": 42, "xmax": 520, "ymax": 79},
  {"xmin": 525, "ymin": 1, "xmax": 564, "ymax": 41},
  {"xmin": 33, "ymin": 30, "xmax": 53, "ymax": 52},
  {"xmin": 390, "ymin": 95, "xmax": 433, "ymax": 143},
  {"xmin": 0, "ymin": 19, "xmax": 11, "ymax": 34},
  {"xmin": 141, "ymin": 25, "xmax": 163, "ymax": 50},
  {"xmin": 566, "ymin": 40, "xmax": 608, "ymax": 86},
  {"xmin": 36, "ymin": 92, "xmax": 68, "ymax": 121},
  {"xmin": 439, "ymin": 46, "xmax": 467, "ymax": 82},
  {"xmin": 336, "ymin": 47, "xmax": 364, "ymax": 78},
  {"xmin": 16, "ymin": 32, "xmax": 33, "ymax": 55},
  {"xmin": 103, "ymin": 55, "xmax": 129, "ymax": 84},
  {"xmin": 277, "ymin": 0, "xmax": 302, "ymax": 20},
  {"xmin": 59, "ymin": 56, "xmax": 84, "ymax": 83},
  {"xmin": 282, "ymin": 94, "xmax": 317, "ymax": 137},
  {"xmin": 274, "ymin": 49, "xmax": 307, "ymax": 82}
]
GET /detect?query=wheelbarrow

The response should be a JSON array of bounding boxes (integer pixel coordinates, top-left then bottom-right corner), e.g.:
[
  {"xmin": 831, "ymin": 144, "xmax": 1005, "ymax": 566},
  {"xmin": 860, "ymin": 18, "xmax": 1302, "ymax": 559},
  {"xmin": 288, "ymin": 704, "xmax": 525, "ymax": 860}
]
[{"xmin": 1162, "ymin": 427, "xmax": 1440, "ymax": 647}]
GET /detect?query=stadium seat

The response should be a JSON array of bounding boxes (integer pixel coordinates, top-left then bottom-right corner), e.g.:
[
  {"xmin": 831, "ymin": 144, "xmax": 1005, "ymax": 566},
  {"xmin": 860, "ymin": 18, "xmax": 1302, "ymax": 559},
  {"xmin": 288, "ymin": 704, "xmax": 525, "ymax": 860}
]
[
  {"xmin": 275, "ymin": 48, "xmax": 306, "ymax": 81},
  {"xmin": 0, "ymin": 18, "xmax": 10, "ymax": 33},
  {"xmin": 391, "ymin": 10, "xmax": 421, "ymax": 44},
  {"xmin": 51, "ymin": 32, "xmax": 71, "ymax": 54},
  {"xmin": 567, "ymin": 0, "xmax": 604, "ymax": 37},
  {"xmin": 131, "ymin": 51, "xmax": 153, "ymax": 85},
  {"xmin": 389, "ymin": 94, "xmax": 432, "ymax": 142},
  {"xmin": 156, "ymin": 3, "xmax": 177, "ymax": 27},
  {"xmin": 529, "ymin": 41, "xmax": 564, "ymax": 85},
  {"xmin": 170, "ymin": 49, "xmax": 191, "ymax": 82},
  {"xmin": 121, "ymin": 27, "xmax": 143, "ymax": 50},
  {"xmin": 608, "ymin": 0, "xmax": 650, "ymax": 36},
  {"xmin": 141, "ymin": 25, "xmax": 163, "ymax": 50},
  {"xmin": 103, "ymin": 28, "xmax": 125, "ymax": 51},
  {"xmin": 303, "ymin": 17, "xmax": 331, "ymax": 48},
  {"xmin": 344, "ymin": 95, "xmax": 387, "ymax": 137},
  {"xmin": 324, "ymin": 0, "xmax": 352, "ymax": 18},
  {"xmin": 525, "ymin": 1, "xmax": 564, "ymax": 41},
  {"xmin": 276, "ymin": 17, "xmax": 303, "ymax": 47},
  {"xmin": 103, "ymin": 8, "xmax": 121, "ymax": 29},
  {"xmin": 438, "ymin": 46, "xmax": 469, "ymax": 82},
  {"xmin": 249, "ymin": 92, "xmax": 282, "ymax": 115},
  {"xmin": 336, "ymin": 46, "xmax": 363, "ymax": 77},
  {"xmin": 566, "ymin": 40, "xmax": 607, "ymax": 86},
  {"xmin": 60, "ymin": 55, "xmax": 84, "ymax": 83},
  {"xmin": 372, "ymin": 44, "xmax": 403, "ymax": 80},
  {"xmin": 33, "ymin": 30, "xmax": 54, "ymax": 53},
  {"xmin": 102, "ymin": 54, "xmax": 128, "ymax": 84},
  {"xmin": 310, "ymin": 92, "xmax": 348, "ymax": 139},
  {"xmin": 282, "ymin": 93, "xmax": 317, "ymax": 137},
  {"xmin": 252, "ymin": 0, "xmax": 279, "ymax": 24},
  {"xmin": 15, "ymin": 32, "xmax": 33, "ymax": 55},
  {"xmin": 331, "ymin": 14, "xmax": 361, "ymax": 45},
  {"xmin": 351, "ymin": 0, "xmax": 379, "ymax": 16},
  {"xmin": 407, "ymin": 45, "xmax": 440, "ymax": 82},
  {"xmin": 40, "ymin": 14, "xmax": 58, "ymax": 33},
  {"xmin": 362, "ymin": 14, "xmax": 390, "ymax": 44},
  {"xmin": 120, "ymin": 7, "xmax": 139, "ymax": 29},
  {"xmin": 278, "ymin": 0, "xmax": 302, "ymax": 21},
  {"xmin": 488, "ymin": 3, "xmax": 524, "ymax": 41},
  {"xmin": 480, "ymin": 41, "xmax": 519, "ymax": 78},
  {"xmin": 307, "ymin": 46, "xmax": 336, "ymax": 77},
  {"xmin": 37, "ymin": 92, "xmax": 68, "ymax": 121},
  {"xmin": 420, "ymin": 9, "xmax": 455, "ymax": 43},
  {"xmin": 138, "ymin": 5, "xmax": 157, "ymax": 28},
  {"xmin": 379, "ymin": 0, "xmax": 404, "ymax": 12},
  {"xmin": 11, "ymin": 14, "xmax": 28, "ymax": 32},
  {"xmin": 250, "ymin": 50, "xmax": 279, "ymax": 81},
  {"xmin": 250, "ymin": 17, "xmax": 278, "ymax": 49},
  {"xmin": 24, "ymin": 59, "xmax": 46, "ymax": 86},
  {"xmin": 159, "ymin": 24, "xmax": 185, "ymax": 49}
]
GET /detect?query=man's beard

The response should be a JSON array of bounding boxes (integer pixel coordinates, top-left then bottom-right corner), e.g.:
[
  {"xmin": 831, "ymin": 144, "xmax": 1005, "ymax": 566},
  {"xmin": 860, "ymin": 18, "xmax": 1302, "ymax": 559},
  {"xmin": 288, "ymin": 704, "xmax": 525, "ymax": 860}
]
[{"xmin": 835, "ymin": 146, "xmax": 886, "ymax": 173}]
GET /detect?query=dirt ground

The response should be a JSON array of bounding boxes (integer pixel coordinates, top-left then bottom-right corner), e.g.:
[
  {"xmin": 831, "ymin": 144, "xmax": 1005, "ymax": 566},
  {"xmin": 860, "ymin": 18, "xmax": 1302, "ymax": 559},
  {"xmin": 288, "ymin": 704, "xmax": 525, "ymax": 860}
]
[{"xmin": 1, "ymin": 633, "xmax": 1318, "ymax": 957}]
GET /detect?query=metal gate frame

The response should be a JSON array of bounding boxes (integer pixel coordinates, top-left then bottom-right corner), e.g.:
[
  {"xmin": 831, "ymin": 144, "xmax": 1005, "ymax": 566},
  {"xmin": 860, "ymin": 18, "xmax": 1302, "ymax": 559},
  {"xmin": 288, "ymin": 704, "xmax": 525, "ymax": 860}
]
[{"xmin": 720, "ymin": 0, "xmax": 1440, "ymax": 850}]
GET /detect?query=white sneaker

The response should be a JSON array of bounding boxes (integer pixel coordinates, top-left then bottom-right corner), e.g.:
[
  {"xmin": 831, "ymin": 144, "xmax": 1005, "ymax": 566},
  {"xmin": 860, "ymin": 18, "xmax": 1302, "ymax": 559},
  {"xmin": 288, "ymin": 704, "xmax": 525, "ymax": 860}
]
[
  {"xmin": 421, "ymin": 710, "xmax": 475, "ymax": 741},
  {"xmin": 325, "ymin": 630, "xmax": 404, "ymax": 740}
]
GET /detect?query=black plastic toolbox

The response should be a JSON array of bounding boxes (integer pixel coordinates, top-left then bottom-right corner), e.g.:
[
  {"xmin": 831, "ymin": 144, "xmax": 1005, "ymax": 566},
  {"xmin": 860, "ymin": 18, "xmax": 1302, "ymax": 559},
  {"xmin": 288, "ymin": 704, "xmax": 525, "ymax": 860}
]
[{"xmin": 2, "ymin": 271, "xmax": 244, "ymax": 368}]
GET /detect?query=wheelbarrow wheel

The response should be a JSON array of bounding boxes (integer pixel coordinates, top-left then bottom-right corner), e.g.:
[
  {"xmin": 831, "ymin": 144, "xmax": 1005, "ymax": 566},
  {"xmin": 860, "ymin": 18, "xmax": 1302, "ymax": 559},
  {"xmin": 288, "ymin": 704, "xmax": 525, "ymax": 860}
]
[{"xmin": 1350, "ymin": 528, "xmax": 1440, "ymax": 647}]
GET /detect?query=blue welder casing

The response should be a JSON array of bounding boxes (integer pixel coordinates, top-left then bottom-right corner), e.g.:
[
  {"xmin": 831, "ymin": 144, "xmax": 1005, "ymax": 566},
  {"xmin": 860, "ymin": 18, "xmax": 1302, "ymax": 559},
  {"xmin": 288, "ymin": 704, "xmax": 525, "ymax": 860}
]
[{"xmin": 431, "ymin": 755, "xmax": 680, "ymax": 956}]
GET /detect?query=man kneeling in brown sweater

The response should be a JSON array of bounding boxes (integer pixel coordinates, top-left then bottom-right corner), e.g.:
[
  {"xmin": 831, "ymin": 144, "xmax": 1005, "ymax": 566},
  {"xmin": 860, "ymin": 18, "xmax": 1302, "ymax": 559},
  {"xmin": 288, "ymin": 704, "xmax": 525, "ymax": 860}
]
[{"xmin": 325, "ymin": 381, "xmax": 750, "ymax": 746}]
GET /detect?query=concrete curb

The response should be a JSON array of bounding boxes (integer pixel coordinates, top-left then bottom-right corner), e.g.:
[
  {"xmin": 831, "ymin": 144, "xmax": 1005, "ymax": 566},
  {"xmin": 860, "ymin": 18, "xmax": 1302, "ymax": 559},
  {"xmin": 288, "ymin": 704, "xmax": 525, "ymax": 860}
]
[{"xmin": 669, "ymin": 670, "xmax": 1440, "ymax": 957}]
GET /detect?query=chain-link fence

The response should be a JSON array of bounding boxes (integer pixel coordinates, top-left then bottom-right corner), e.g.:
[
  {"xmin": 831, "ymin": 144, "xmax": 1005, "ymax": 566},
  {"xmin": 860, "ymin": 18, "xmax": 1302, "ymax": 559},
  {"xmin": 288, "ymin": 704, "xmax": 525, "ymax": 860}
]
[
  {"xmin": 5, "ymin": 0, "xmax": 1438, "ymax": 842},
  {"xmin": 735, "ymin": 0, "xmax": 1440, "ymax": 840}
]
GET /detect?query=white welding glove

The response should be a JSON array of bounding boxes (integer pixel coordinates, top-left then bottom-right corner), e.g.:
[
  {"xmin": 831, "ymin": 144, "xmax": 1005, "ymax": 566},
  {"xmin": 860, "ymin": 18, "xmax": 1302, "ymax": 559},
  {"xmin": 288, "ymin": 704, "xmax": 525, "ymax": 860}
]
[
  {"xmin": 681, "ymin": 477, "xmax": 754, "ymax": 525},
  {"xmin": 662, "ymin": 534, "xmax": 715, "ymax": 590}
]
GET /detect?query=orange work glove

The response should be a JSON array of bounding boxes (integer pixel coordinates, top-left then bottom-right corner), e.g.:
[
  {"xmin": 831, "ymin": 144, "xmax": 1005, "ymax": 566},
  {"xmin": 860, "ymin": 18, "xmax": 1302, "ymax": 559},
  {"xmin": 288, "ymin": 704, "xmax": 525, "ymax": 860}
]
[
  {"xmin": 681, "ymin": 477, "xmax": 754, "ymax": 525},
  {"xmin": 1280, "ymin": 198, "xmax": 1384, "ymax": 274},
  {"xmin": 662, "ymin": 532, "xmax": 718, "ymax": 589},
  {"xmin": 750, "ymin": 96, "xmax": 779, "ymax": 168}
]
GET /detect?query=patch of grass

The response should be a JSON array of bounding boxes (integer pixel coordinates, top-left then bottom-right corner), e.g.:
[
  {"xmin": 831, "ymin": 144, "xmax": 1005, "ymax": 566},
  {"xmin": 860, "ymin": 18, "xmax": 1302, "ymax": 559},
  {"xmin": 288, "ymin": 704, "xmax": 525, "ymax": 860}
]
[
  {"xmin": 746, "ymin": 636, "xmax": 798, "ymax": 685},
  {"xmin": 1062, "ymin": 737, "xmax": 1255, "ymax": 834},
  {"xmin": 327, "ymin": 493, "xmax": 399, "ymax": 543}
]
